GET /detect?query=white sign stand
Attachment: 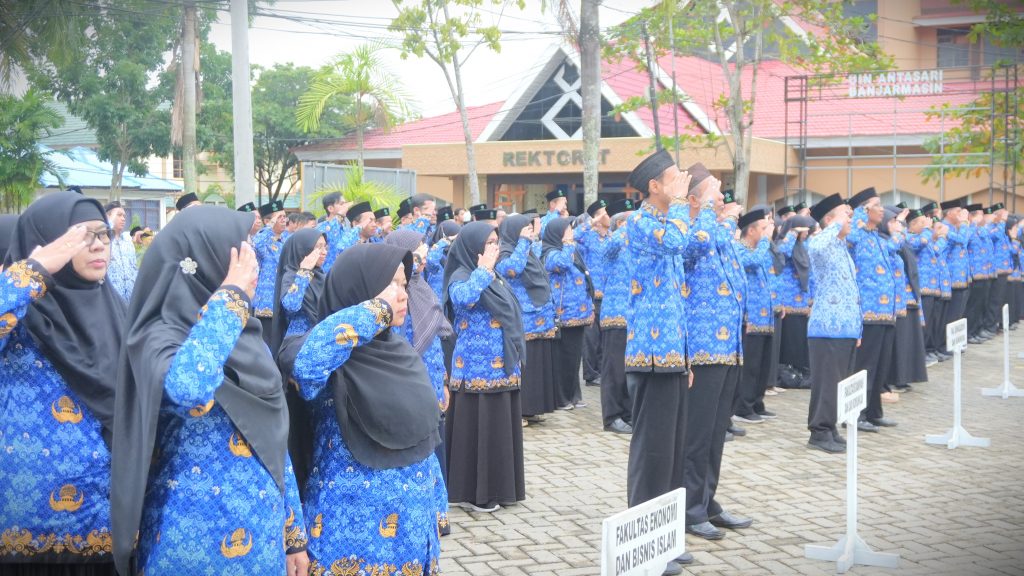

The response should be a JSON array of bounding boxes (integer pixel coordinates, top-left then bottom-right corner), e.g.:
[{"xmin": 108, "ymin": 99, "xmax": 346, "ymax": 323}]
[
  {"xmin": 601, "ymin": 488, "xmax": 686, "ymax": 576},
  {"xmin": 982, "ymin": 304, "xmax": 1024, "ymax": 399},
  {"xmin": 925, "ymin": 318, "xmax": 990, "ymax": 449},
  {"xmin": 805, "ymin": 370, "xmax": 899, "ymax": 574}
]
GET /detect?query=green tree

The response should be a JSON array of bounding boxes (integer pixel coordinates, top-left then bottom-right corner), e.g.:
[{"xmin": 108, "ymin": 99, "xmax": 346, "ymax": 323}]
[
  {"xmin": 0, "ymin": 90, "xmax": 64, "ymax": 212},
  {"xmin": 30, "ymin": 0, "xmax": 178, "ymax": 201},
  {"xmin": 308, "ymin": 164, "xmax": 404, "ymax": 219},
  {"xmin": 0, "ymin": 0, "xmax": 82, "ymax": 89},
  {"xmin": 196, "ymin": 45, "xmax": 348, "ymax": 205},
  {"xmin": 390, "ymin": 0, "xmax": 525, "ymax": 206},
  {"xmin": 606, "ymin": 0, "xmax": 890, "ymax": 204},
  {"xmin": 296, "ymin": 42, "xmax": 412, "ymax": 170},
  {"xmin": 921, "ymin": 0, "xmax": 1023, "ymax": 206}
]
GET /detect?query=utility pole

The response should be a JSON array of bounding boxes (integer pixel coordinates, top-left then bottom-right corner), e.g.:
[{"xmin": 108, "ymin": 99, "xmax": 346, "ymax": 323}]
[
  {"xmin": 182, "ymin": 1, "xmax": 198, "ymax": 195},
  {"xmin": 641, "ymin": 21, "xmax": 662, "ymax": 150},
  {"xmin": 579, "ymin": 0, "xmax": 601, "ymax": 206},
  {"xmin": 231, "ymin": 0, "xmax": 255, "ymax": 206}
]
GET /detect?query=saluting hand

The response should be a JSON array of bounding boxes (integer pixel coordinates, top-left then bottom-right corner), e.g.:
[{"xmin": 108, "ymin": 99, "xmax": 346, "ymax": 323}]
[
  {"xmin": 478, "ymin": 242, "xmax": 499, "ymax": 272},
  {"xmin": 299, "ymin": 247, "xmax": 320, "ymax": 271},
  {"xmin": 670, "ymin": 170, "xmax": 693, "ymax": 200},
  {"xmin": 29, "ymin": 225, "xmax": 91, "ymax": 275},
  {"xmin": 374, "ymin": 280, "xmax": 403, "ymax": 317},
  {"xmin": 221, "ymin": 241, "xmax": 260, "ymax": 299}
]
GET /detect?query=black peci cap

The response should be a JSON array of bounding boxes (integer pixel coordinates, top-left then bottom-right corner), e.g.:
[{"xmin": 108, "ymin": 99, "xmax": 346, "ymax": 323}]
[
  {"xmin": 237, "ymin": 202, "xmax": 257, "ymax": 213},
  {"xmin": 738, "ymin": 208, "xmax": 767, "ymax": 230},
  {"xmin": 777, "ymin": 205, "xmax": 795, "ymax": 217},
  {"xmin": 848, "ymin": 187, "xmax": 877, "ymax": 208},
  {"xmin": 811, "ymin": 193, "xmax": 845, "ymax": 223},
  {"xmin": 545, "ymin": 189, "xmax": 566, "ymax": 202},
  {"xmin": 939, "ymin": 198, "xmax": 965, "ymax": 210},
  {"xmin": 472, "ymin": 209, "xmax": 497, "ymax": 221},
  {"xmin": 347, "ymin": 201, "xmax": 373, "ymax": 222},
  {"xmin": 627, "ymin": 149, "xmax": 675, "ymax": 195},
  {"xmin": 586, "ymin": 199, "xmax": 608, "ymax": 217},
  {"xmin": 436, "ymin": 206, "xmax": 454, "ymax": 222},
  {"xmin": 374, "ymin": 207, "xmax": 391, "ymax": 219},
  {"xmin": 175, "ymin": 192, "xmax": 200, "ymax": 211}
]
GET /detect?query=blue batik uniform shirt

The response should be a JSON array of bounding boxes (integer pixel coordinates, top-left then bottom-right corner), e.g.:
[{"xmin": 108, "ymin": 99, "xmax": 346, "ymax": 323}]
[
  {"xmin": 106, "ymin": 231, "xmax": 137, "ymax": 302},
  {"xmin": 683, "ymin": 212, "xmax": 745, "ymax": 366},
  {"xmin": 252, "ymin": 226, "xmax": 289, "ymax": 317},
  {"xmin": 317, "ymin": 217, "xmax": 359, "ymax": 275},
  {"xmin": 846, "ymin": 207, "xmax": 897, "ymax": 325},
  {"xmin": 807, "ymin": 222, "xmax": 862, "ymax": 339},
  {"xmin": 624, "ymin": 200, "xmax": 711, "ymax": 372},
  {"xmin": 575, "ymin": 223, "xmax": 613, "ymax": 300},
  {"xmin": 736, "ymin": 237, "xmax": 776, "ymax": 334}
]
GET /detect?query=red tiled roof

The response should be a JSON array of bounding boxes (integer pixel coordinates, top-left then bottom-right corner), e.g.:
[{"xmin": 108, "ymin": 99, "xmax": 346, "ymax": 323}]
[
  {"xmin": 294, "ymin": 101, "xmax": 505, "ymax": 152},
  {"xmin": 658, "ymin": 54, "xmax": 984, "ymax": 140},
  {"xmin": 298, "ymin": 49, "xmax": 991, "ymax": 155}
]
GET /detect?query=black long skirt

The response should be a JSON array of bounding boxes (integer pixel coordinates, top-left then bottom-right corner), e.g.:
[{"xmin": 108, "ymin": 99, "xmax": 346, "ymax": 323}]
[
  {"xmin": 555, "ymin": 326, "xmax": 585, "ymax": 407},
  {"xmin": 445, "ymin": 388, "xmax": 526, "ymax": 507},
  {"xmin": 893, "ymin": 308, "xmax": 929, "ymax": 387},
  {"xmin": 779, "ymin": 313, "xmax": 809, "ymax": 373},
  {"xmin": 0, "ymin": 565, "xmax": 117, "ymax": 576},
  {"xmin": 521, "ymin": 338, "xmax": 557, "ymax": 416},
  {"xmin": 1012, "ymin": 281, "xmax": 1023, "ymax": 323}
]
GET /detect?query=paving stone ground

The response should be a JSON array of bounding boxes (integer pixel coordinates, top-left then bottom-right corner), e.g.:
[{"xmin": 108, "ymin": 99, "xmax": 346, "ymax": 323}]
[{"xmin": 438, "ymin": 330, "xmax": 1024, "ymax": 576}]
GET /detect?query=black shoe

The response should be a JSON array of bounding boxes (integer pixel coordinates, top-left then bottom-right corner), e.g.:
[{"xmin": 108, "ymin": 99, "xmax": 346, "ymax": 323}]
[
  {"xmin": 709, "ymin": 510, "xmax": 753, "ymax": 529},
  {"xmin": 938, "ymin": 351, "xmax": 953, "ymax": 359},
  {"xmin": 585, "ymin": 379, "xmax": 601, "ymax": 387},
  {"xmin": 686, "ymin": 521, "xmax": 725, "ymax": 540},
  {"xmin": 968, "ymin": 336, "xmax": 984, "ymax": 345},
  {"xmin": 728, "ymin": 425, "xmax": 747, "ymax": 437},
  {"xmin": 661, "ymin": 560, "xmax": 683, "ymax": 575},
  {"xmin": 857, "ymin": 420, "xmax": 880, "ymax": 433},
  {"xmin": 733, "ymin": 413, "xmax": 763, "ymax": 424},
  {"xmin": 869, "ymin": 417, "xmax": 897, "ymax": 427},
  {"xmin": 675, "ymin": 552, "xmax": 694, "ymax": 565},
  {"xmin": 724, "ymin": 431, "xmax": 734, "ymax": 442},
  {"xmin": 980, "ymin": 329, "xmax": 997, "ymax": 339},
  {"xmin": 604, "ymin": 418, "xmax": 633, "ymax": 434},
  {"xmin": 808, "ymin": 437, "xmax": 846, "ymax": 453},
  {"xmin": 832, "ymin": 430, "xmax": 846, "ymax": 444},
  {"xmin": 756, "ymin": 410, "xmax": 778, "ymax": 419},
  {"xmin": 893, "ymin": 385, "xmax": 912, "ymax": 393}
]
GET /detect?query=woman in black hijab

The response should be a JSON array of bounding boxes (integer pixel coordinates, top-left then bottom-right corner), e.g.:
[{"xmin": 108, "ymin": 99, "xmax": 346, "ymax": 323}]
[
  {"xmin": 776, "ymin": 214, "xmax": 816, "ymax": 375},
  {"xmin": 541, "ymin": 217, "xmax": 594, "ymax": 410},
  {"xmin": 0, "ymin": 213, "xmax": 17, "ymax": 262},
  {"xmin": 280, "ymin": 243, "xmax": 444, "ymax": 573},
  {"xmin": 496, "ymin": 214, "xmax": 557, "ymax": 421},
  {"xmin": 442, "ymin": 221, "xmax": 526, "ymax": 513},
  {"xmin": 111, "ymin": 206, "xmax": 308, "ymax": 576},
  {"xmin": 270, "ymin": 227, "xmax": 326, "ymax": 495},
  {"xmin": 0, "ymin": 192, "xmax": 122, "ymax": 575}
]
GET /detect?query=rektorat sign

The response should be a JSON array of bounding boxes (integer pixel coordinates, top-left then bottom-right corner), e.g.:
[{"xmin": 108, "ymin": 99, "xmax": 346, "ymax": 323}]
[
  {"xmin": 601, "ymin": 488, "xmax": 685, "ymax": 576},
  {"xmin": 502, "ymin": 149, "xmax": 611, "ymax": 168},
  {"xmin": 847, "ymin": 70, "xmax": 944, "ymax": 98}
]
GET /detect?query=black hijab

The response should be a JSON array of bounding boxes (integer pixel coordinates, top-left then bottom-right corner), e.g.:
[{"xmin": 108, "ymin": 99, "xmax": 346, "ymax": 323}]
[
  {"xmin": 0, "ymin": 214, "xmax": 17, "ymax": 260},
  {"xmin": 779, "ymin": 215, "xmax": 816, "ymax": 292},
  {"xmin": 541, "ymin": 217, "xmax": 594, "ymax": 299},
  {"xmin": 270, "ymin": 228, "xmax": 325, "ymax": 355},
  {"xmin": 498, "ymin": 214, "xmax": 550, "ymax": 307},
  {"xmin": 442, "ymin": 221, "xmax": 525, "ymax": 375},
  {"xmin": 431, "ymin": 219, "xmax": 460, "ymax": 245},
  {"xmin": 111, "ymin": 206, "xmax": 288, "ymax": 574},
  {"xmin": 385, "ymin": 229, "xmax": 453, "ymax": 354},
  {"xmin": 281, "ymin": 243, "xmax": 440, "ymax": 470},
  {"xmin": 3, "ymin": 192, "xmax": 125, "ymax": 443}
]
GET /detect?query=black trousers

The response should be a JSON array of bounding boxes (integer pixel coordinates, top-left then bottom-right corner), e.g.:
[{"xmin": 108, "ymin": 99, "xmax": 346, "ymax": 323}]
[
  {"xmin": 985, "ymin": 274, "xmax": 1009, "ymax": 330},
  {"xmin": 600, "ymin": 328, "xmax": 631, "ymax": 427},
  {"xmin": 582, "ymin": 299, "xmax": 603, "ymax": 382},
  {"xmin": 943, "ymin": 288, "xmax": 969, "ymax": 352},
  {"xmin": 966, "ymin": 278, "xmax": 991, "ymax": 337},
  {"xmin": 921, "ymin": 295, "xmax": 946, "ymax": 354},
  {"xmin": 626, "ymin": 371, "xmax": 688, "ymax": 507},
  {"xmin": 807, "ymin": 338, "xmax": 857, "ymax": 437},
  {"xmin": 683, "ymin": 364, "xmax": 740, "ymax": 524},
  {"xmin": 556, "ymin": 325, "xmax": 585, "ymax": 407},
  {"xmin": 779, "ymin": 313, "xmax": 810, "ymax": 372},
  {"xmin": 258, "ymin": 316, "xmax": 273, "ymax": 345},
  {"xmin": 768, "ymin": 313, "xmax": 783, "ymax": 387},
  {"xmin": 735, "ymin": 333, "xmax": 772, "ymax": 418},
  {"xmin": 1011, "ymin": 281, "xmax": 1023, "ymax": 324},
  {"xmin": 855, "ymin": 324, "xmax": 895, "ymax": 421}
]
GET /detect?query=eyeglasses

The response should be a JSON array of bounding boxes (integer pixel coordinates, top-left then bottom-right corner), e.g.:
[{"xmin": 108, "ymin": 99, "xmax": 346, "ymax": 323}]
[{"xmin": 85, "ymin": 227, "xmax": 115, "ymax": 245}]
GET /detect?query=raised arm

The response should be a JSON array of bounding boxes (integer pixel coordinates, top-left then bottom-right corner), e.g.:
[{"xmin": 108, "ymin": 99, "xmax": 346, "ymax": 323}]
[
  {"xmin": 495, "ymin": 238, "xmax": 531, "ymax": 279},
  {"xmin": 0, "ymin": 260, "xmax": 50, "ymax": 352},
  {"xmin": 280, "ymin": 269, "xmax": 314, "ymax": 313}
]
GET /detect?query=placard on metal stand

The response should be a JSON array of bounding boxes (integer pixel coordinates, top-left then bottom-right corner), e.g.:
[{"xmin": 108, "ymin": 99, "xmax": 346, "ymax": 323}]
[
  {"xmin": 925, "ymin": 318, "xmax": 990, "ymax": 449},
  {"xmin": 805, "ymin": 370, "xmax": 900, "ymax": 574},
  {"xmin": 601, "ymin": 488, "xmax": 686, "ymax": 576},
  {"xmin": 981, "ymin": 304, "xmax": 1024, "ymax": 399}
]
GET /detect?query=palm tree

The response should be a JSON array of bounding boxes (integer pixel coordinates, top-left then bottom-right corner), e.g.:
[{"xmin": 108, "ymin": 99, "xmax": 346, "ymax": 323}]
[
  {"xmin": 308, "ymin": 164, "xmax": 404, "ymax": 219},
  {"xmin": 0, "ymin": 0, "xmax": 82, "ymax": 90},
  {"xmin": 295, "ymin": 42, "xmax": 412, "ymax": 169}
]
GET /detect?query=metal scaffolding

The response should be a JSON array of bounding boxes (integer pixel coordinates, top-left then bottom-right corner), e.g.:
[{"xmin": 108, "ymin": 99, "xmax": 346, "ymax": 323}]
[{"xmin": 783, "ymin": 64, "xmax": 1020, "ymax": 211}]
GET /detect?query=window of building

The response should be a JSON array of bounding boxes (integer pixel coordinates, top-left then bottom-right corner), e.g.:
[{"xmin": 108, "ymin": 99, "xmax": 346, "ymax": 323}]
[
  {"xmin": 172, "ymin": 155, "xmax": 183, "ymax": 179},
  {"xmin": 982, "ymin": 35, "xmax": 1023, "ymax": 66},
  {"xmin": 937, "ymin": 28, "xmax": 972, "ymax": 68},
  {"xmin": 124, "ymin": 199, "xmax": 162, "ymax": 230},
  {"xmin": 843, "ymin": 0, "xmax": 878, "ymax": 43}
]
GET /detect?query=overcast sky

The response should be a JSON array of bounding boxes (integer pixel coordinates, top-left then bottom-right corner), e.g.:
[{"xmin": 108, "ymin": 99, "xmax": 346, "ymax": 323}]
[{"xmin": 207, "ymin": 0, "xmax": 652, "ymax": 117}]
